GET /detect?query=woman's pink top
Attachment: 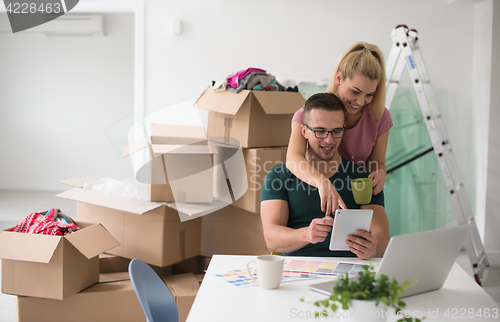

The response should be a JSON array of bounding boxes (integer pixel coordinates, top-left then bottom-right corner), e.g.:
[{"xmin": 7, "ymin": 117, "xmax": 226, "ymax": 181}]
[{"xmin": 291, "ymin": 106, "xmax": 393, "ymax": 168}]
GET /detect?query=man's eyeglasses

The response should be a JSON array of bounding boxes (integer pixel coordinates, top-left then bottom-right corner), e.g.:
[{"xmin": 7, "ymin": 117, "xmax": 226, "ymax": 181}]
[{"xmin": 304, "ymin": 124, "xmax": 345, "ymax": 139}]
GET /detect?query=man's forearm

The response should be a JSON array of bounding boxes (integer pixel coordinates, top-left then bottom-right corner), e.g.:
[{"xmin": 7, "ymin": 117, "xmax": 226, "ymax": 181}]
[{"xmin": 264, "ymin": 225, "xmax": 309, "ymax": 254}]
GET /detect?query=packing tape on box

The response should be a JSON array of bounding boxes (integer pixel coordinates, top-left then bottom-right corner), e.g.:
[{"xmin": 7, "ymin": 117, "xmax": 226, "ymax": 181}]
[{"xmin": 223, "ymin": 117, "xmax": 233, "ymax": 145}]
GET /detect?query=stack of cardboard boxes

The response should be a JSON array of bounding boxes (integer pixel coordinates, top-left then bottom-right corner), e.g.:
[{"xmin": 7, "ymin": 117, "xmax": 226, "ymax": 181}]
[
  {"xmin": 195, "ymin": 86, "xmax": 305, "ymax": 257},
  {"xmin": 0, "ymin": 85, "xmax": 305, "ymax": 321},
  {"xmin": 0, "ymin": 221, "xmax": 145, "ymax": 321},
  {"xmin": 0, "ymin": 225, "xmax": 207, "ymax": 322},
  {"xmin": 56, "ymin": 176, "xmax": 203, "ymax": 267},
  {"xmin": 14, "ymin": 255, "xmax": 205, "ymax": 322}
]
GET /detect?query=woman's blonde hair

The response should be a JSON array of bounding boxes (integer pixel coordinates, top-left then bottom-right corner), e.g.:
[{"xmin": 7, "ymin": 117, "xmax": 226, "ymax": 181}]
[{"xmin": 326, "ymin": 41, "xmax": 386, "ymax": 119}]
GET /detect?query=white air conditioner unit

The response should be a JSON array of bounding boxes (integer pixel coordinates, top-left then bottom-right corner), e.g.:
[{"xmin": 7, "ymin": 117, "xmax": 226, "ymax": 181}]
[{"xmin": 43, "ymin": 15, "xmax": 105, "ymax": 36}]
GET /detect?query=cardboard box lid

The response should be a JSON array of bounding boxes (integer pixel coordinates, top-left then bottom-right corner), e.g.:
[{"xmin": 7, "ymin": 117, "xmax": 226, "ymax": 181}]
[
  {"xmin": 150, "ymin": 144, "xmax": 214, "ymax": 158},
  {"xmin": 64, "ymin": 222, "xmax": 120, "ymax": 259},
  {"xmin": 123, "ymin": 137, "xmax": 151, "ymax": 158},
  {"xmin": 99, "ymin": 253, "xmax": 116, "ymax": 259},
  {"xmin": 98, "ymin": 272, "xmax": 131, "ymax": 283},
  {"xmin": 150, "ymin": 123, "xmax": 207, "ymax": 144},
  {"xmin": 57, "ymin": 177, "xmax": 226, "ymax": 221},
  {"xmin": 251, "ymin": 90, "xmax": 305, "ymax": 114},
  {"xmin": 56, "ymin": 188, "xmax": 163, "ymax": 215},
  {"xmin": 195, "ymin": 86, "xmax": 249, "ymax": 115},
  {"xmin": 58, "ymin": 176, "xmax": 102, "ymax": 189},
  {"xmin": 0, "ymin": 222, "xmax": 119, "ymax": 263},
  {"xmin": 123, "ymin": 124, "xmax": 209, "ymax": 157},
  {"xmin": 169, "ymin": 198, "xmax": 229, "ymax": 222},
  {"xmin": 0, "ymin": 231, "xmax": 62, "ymax": 263},
  {"xmin": 195, "ymin": 86, "xmax": 305, "ymax": 116},
  {"xmin": 124, "ymin": 141, "xmax": 214, "ymax": 158}
]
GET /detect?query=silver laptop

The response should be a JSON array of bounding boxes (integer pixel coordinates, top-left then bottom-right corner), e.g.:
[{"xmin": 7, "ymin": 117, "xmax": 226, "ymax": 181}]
[{"xmin": 310, "ymin": 225, "xmax": 469, "ymax": 298}]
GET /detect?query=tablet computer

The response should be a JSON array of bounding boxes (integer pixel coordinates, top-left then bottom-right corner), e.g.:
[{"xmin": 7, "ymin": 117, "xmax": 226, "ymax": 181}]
[{"xmin": 329, "ymin": 209, "xmax": 373, "ymax": 251}]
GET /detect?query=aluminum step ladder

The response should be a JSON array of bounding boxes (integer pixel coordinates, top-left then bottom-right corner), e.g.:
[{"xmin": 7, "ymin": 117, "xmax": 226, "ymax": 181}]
[{"xmin": 385, "ymin": 25, "xmax": 489, "ymax": 285}]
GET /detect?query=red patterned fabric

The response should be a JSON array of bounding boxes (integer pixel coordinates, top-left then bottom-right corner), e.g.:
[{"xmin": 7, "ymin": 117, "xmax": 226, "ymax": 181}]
[{"xmin": 12, "ymin": 209, "xmax": 80, "ymax": 236}]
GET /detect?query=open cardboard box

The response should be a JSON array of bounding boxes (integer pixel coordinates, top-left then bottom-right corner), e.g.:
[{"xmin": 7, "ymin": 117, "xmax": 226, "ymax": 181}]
[
  {"xmin": 195, "ymin": 86, "xmax": 305, "ymax": 148},
  {"xmin": 124, "ymin": 124, "xmax": 214, "ymax": 203},
  {"xmin": 57, "ymin": 177, "xmax": 207, "ymax": 267},
  {"xmin": 0, "ymin": 222, "xmax": 120, "ymax": 300}
]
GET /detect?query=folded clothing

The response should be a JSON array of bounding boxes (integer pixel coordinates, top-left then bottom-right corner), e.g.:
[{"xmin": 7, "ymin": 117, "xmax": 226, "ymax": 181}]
[
  {"xmin": 227, "ymin": 71, "xmax": 268, "ymax": 93},
  {"xmin": 12, "ymin": 208, "xmax": 80, "ymax": 236},
  {"xmin": 226, "ymin": 67, "xmax": 266, "ymax": 89},
  {"xmin": 252, "ymin": 79, "xmax": 279, "ymax": 91}
]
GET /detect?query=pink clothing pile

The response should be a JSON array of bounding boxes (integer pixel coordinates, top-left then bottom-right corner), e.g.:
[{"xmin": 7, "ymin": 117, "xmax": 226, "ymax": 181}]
[
  {"xmin": 212, "ymin": 67, "xmax": 286, "ymax": 93},
  {"xmin": 12, "ymin": 208, "xmax": 80, "ymax": 236},
  {"xmin": 226, "ymin": 68, "xmax": 266, "ymax": 89}
]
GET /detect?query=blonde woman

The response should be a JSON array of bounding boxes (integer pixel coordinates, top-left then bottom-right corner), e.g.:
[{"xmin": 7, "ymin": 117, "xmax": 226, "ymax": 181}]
[{"xmin": 286, "ymin": 41, "xmax": 392, "ymax": 216}]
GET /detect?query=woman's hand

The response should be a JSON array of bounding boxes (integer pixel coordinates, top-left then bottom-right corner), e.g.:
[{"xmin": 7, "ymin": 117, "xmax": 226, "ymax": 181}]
[
  {"xmin": 318, "ymin": 180, "xmax": 347, "ymax": 216},
  {"xmin": 368, "ymin": 168, "xmax": 387, "ymax": 195}
]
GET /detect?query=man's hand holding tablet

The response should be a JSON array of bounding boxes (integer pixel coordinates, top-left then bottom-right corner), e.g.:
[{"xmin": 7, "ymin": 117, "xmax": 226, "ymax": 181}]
[{"xmin": 329, "ymin": 209, "xmax": 375, "ymax": 259}]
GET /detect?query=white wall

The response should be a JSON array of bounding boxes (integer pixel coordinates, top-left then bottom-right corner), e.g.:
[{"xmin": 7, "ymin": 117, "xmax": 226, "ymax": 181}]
[
  {"xmin": 144, "ymin": 0, "xmax": 476, "ymax": 202},
  {"xmin": 484, "ymin": 0, "xmax": 500, "ymax": 262},
  {"xmin": 143, "ymin": 0, "xmax": 498, "ymax": 258},
  {"xmin": 1, "ymin": 0, "xmax": 496, "ymax": 258},
  {"xmin": 0, "ymin": 13, "xmax": 134, "ymax": 191},
  {"xmin": 0, "ymin": 0, "xmax": 480, "ymax": 208},
  {"xmin": 472, "ymin": 0, "xmax": 492, "ymax": 249}
]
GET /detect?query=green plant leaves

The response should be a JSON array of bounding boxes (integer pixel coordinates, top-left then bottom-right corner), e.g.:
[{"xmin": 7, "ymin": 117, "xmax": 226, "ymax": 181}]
[{"xmin": 310, "ymin": 265, "xmax": 424, "ymax": 322}]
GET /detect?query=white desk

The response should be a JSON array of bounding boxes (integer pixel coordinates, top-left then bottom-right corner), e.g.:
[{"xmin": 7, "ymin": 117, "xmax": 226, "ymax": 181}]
[{"xmin": 187, "ymin": 255, "xmax": 500, "ymax": 322}]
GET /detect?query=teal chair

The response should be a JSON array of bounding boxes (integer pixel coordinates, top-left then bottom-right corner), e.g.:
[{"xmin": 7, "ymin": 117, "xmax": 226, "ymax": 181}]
[{"xmin": 128, "ymin": 258, "xmax": 179, "ymax": 322}]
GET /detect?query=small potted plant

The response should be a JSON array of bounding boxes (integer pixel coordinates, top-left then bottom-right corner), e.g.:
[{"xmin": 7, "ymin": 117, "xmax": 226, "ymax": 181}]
[{"xmin": 303, "ymin": 265, "xmax": 425, "ymax": 322}]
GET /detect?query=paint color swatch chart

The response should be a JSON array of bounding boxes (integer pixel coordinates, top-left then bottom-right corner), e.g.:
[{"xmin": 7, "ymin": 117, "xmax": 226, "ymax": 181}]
[
  {"xmin": 282, "ymin": 260, "xmax": 364, "ymax": 278},
  {"xmin": 209, "ymin": 268, "xmax": 258, "ymax": 288},
  {"xmin": 209, "ymin": 267, "xmax": 316, "ymax": 288}
]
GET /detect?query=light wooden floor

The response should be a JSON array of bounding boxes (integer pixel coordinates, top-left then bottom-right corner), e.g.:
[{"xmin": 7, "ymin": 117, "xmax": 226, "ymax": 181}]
[{"xmin": 0, "ymin": 190, "xmax": 499, "ymax": 322}]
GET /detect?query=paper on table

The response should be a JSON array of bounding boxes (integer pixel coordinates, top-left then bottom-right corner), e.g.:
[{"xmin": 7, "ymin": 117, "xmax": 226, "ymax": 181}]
[
  {"xmin": 282, "ymin": 259, "xmax": 365, "ymax": 278},
  {"xmin": 208, "ymin": 267, "xmax": 316, "ymax": 288}
]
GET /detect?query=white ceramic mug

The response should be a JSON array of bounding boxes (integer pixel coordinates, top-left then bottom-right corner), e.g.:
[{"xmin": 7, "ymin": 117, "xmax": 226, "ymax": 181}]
[{"xmin": 246, "ymin": 255, "xmax": 284, "ymax": 290}]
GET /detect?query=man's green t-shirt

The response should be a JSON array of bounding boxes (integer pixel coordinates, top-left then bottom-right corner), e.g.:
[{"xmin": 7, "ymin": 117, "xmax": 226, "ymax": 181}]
[{"xmin": 260, "ymin": 158, "xmax": 384, "ymax": 257}]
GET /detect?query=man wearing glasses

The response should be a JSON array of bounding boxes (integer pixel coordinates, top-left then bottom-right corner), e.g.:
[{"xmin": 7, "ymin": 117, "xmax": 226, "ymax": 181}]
[{"xmin": 260, "ymin": 93, "xmax": 389, "ymax": 259}]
